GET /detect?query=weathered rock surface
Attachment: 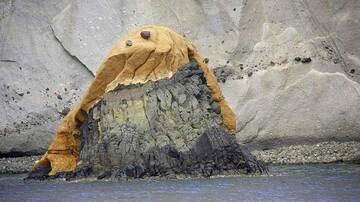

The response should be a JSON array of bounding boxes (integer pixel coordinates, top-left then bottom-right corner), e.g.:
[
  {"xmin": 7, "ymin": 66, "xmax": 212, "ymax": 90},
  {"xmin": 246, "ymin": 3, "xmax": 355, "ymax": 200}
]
[
  {"xmin": 1, "ymin": 0, "xmax": 360, "ymax": 155},
  {"xmin": 0, "ymin": 0, "xmax": 93, "ymax": 156},
  {"xmin": 49, "ymin": 0, "xmax": 360, "ymax": 83},
  {"xmin": 76, "ymin": 61, "xmax": 264, "ymax": 179},
  {"xmin": 29, "ymin": 25, "xmax": 236, "ymax": 176},
  {"xmin": 221, "ymin": 62, "xmax": 360, "ymax": 150},
  {"xmin": 217, "ymin": 0, "xmax": 360, "ymax": 149}
]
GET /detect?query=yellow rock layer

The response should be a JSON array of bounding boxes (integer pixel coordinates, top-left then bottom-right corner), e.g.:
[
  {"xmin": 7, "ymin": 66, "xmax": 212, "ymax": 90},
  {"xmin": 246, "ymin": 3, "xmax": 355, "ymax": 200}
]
[{"xmin": 31, "ymin": 25, "xmax": 236, "ymax": 176}]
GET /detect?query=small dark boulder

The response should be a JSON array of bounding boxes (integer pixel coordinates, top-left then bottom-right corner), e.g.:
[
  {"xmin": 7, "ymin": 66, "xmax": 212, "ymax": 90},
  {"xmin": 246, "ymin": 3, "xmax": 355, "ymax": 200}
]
[
  {"xmin": 126, "ymin": 40, "xmax": 133, "ymax": 47},
  {"xmin": 203, "ymin": 58, "xmax": 209, "ymax": 64},
  {"xmin": 294, "ymin": 57, "xmax": 301, "ymax": 62},
  {"xmin": 26, "ymin": 161, "xmax": 51, "ymax": 180},
  {"xmin": 97, "ymin": 170, "xmax": 112, "ymax": 179},
  {"xmin": 301, "ymin": 57, "xmax": 312, "ymax": 63},
  {"xmin": 140, "ymin": 31, "xmax": 151, "ymax": 40}
]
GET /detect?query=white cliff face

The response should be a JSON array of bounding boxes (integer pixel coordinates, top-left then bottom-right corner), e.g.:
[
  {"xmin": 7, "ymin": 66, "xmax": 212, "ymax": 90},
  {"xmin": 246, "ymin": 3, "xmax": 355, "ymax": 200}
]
[
  {"xmin": 50, "ymin": 0, "xmax": 244, "ymax": 74},
  {"xmin": 0, "ymin": 0, "xmax": 359, "ymax": 155},
  {"xmin": 219, "ymin": 0, "xmax": 360, "ymax": 148},
  {"xmin": 222, "ymin": 63, "xmax": 360, "ymax": 149},
  {"xmin": 0, "ymin": 0, "xmax": 93, "ymax": 155}
]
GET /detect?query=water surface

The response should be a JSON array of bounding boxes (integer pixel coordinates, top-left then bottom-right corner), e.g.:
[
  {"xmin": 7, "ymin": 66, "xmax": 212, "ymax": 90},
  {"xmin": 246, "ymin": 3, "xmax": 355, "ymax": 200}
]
[{"xmin": 1, "ymin": 164, "xmax": 359, "ymax": 202}]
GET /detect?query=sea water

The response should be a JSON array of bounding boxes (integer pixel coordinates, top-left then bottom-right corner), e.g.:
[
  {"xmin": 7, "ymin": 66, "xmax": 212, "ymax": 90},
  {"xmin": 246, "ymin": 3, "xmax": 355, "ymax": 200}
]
[{"xmin": 0, "ymin": 164, "xmax": 359, "ymax": 202}]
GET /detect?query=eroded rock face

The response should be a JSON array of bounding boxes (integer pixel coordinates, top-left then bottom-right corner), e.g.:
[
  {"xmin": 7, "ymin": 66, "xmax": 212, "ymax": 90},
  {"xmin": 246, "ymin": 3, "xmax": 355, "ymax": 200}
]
[
  {"xmin": 76, "ymin": 61, "xmax": 264, "ymax": 179},
  {"xmin": 3, "ymin": 0, "xmax": 359, "ymax": 162},
  {"xmin": 0, "ymin": 0, "xmax": 93, "ymax": 157},
  {"xmin": 221, "ymin": 63, "xmax": 360, "ymax": 150},
  {"xmin": 27, "ymin": 25, "xmax": 235, "ymax": 177},
  {"xmin": 2, "ymin": 0, "xmax": 360, "ymax": 157}
]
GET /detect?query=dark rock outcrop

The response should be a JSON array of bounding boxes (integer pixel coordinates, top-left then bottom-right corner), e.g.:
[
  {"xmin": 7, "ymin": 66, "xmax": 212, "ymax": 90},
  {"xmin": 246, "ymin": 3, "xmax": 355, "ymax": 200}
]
[{"xmin": 76, "ymin": 61, "xmax": 265, "ymax": 179}]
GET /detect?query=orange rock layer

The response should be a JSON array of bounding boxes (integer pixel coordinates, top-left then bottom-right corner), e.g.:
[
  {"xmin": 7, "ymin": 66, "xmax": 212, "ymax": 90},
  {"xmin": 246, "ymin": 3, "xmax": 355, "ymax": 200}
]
[{"xmin": 31, "ymin": 26, "xmax": 236, "ymax": 176}]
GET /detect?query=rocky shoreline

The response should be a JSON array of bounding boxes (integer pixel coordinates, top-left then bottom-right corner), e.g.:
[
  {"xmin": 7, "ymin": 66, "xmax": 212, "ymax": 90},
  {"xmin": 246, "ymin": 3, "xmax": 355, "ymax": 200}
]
[
  {"xmin": 252, "ymin": 141, "xmax": 360, "ymax": 165},
  {"xmin": 0, "ymin": 155, "xmax": 41, "ymax": 174},
  {"xmin": 1, "ymin": 141, "xmax": 359, "ymax": 175}
]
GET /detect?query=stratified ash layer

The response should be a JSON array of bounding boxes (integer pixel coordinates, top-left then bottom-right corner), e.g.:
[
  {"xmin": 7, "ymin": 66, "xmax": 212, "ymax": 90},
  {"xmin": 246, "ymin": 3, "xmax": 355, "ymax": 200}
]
[{"xmin": 73, "ymin": 60, "xmax": 265, "ymax": 179}]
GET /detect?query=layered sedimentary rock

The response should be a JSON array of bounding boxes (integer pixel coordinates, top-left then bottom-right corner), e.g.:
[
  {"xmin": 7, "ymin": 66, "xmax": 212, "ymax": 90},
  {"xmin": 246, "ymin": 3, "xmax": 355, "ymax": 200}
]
[
  {"xmin": 76, "ymin": 61, "xmax": 264, "ymax": 179},
  {"xmin": 29, "ymin": 26, "xmax": 237, "ymax": 177}
]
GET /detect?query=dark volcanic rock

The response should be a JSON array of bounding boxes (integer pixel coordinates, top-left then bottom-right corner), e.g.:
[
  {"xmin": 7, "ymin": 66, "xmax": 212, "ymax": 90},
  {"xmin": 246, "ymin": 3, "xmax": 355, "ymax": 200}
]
[
  {"xmin": 77, "ymin": 60, "xmax": 265, "ymax": 179},
  {"xmin": 301, "ymin": 57, "xmax": 312, "ymax": 63},
  {"xmin": 27, "ymin": 160, "xmax": 51, "ymax": 180}
]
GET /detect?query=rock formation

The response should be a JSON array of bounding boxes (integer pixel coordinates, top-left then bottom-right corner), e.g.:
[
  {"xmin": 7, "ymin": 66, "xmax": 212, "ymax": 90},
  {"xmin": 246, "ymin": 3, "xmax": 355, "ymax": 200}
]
[
  {"xmin": 2, "ymin": 0, "xmax": 359, "ymax": 164},
  {"xmin": 75, "ymin": 61, "xmax": 264, "ymax": 179},
  {"xmin": 28, "ymin": 26, "xmax": 241, "ymax": 178}
]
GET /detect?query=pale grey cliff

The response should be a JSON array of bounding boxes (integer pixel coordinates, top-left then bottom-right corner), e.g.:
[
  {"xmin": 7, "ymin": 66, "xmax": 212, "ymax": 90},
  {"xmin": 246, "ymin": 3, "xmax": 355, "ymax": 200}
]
[
  {"xmin": 0, "ymin": 0, "xmax": 93, "ymax": 156},
  {"xmin": 1, "ymin": 0, "xmax": 359, "ymax": 156},
  {"xmin": 219, "ymin": 0, "xmax": 360, "ymax": 149}
]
